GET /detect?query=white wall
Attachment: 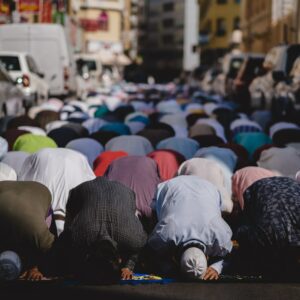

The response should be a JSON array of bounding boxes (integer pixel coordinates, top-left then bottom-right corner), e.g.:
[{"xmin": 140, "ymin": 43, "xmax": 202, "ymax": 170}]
[{"xmin": 183, "ymin": 0, "xmax": 200, "ymax": 71}]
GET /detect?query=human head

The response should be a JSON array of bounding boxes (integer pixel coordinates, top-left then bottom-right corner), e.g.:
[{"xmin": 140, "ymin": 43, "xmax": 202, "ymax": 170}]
[
  {"xmin": 180, "ymin": 247, "xmax": 207, "ymax": 280},
  {"xmin": 81, "ymin": 240, "xmax": 121, "ymax": 284},
  {"xmin": 0, "ymin": 251, "xmax": 22, "ymax": 280}
]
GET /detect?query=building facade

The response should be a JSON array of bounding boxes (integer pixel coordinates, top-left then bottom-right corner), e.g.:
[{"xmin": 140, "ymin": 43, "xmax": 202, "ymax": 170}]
[
  {"xmin": 241, "ymin": 0, "xmax": 300, "ymax": 54},
  {"xmin": 138, "ymin": 0, "xmax": 199, "ymax": 82},
  {"xmin": 123, "ymin": 0, "xmax": 138, "ymax": 59},
  {"xmin": 199, "ymin": 0, "xmax": 241, "ymax": 66},
  {"xmin": 76, "ymin": 0, "xmax": 124, "ymax": 53}
]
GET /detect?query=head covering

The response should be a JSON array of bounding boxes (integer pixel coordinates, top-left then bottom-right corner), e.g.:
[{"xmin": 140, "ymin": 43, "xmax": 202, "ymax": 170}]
[
  {"xmin": 2, "ymin": 129, "xmax": 29, "ymax": 150},
  {"xmin": 233, "ymin": 132, "xmax": 272, "ymax": 159},
  {"xmin": 19, "ymin": 148, "xmax": 95, "ymax": 235},
  {"xmin": 105, "ymin": 156, "xmax": 160, "ymax": 217},
  {"xmin": 13, "ymin": 134, "xmax": 57, "ymax": 153},
  {"xmin": 0, "ymin": 251, "xmax": 22, "ymax": 280},
  {"xmin": 100, "ymin": 123, "xmax": 131, "ymax": 136},
  {"xmin": 105, "ymin": 135, "xmax": 153, "ymax": 156},
  {"xmin": 1, "ymin": 151, "xmax": 30, "ymax": 177},
  {"xmin": 147, "ymin": 149, "xmax": 185, "ymax": 181},
  {"xmin": 93, "ymin": 151, "xmax": 128, "ymax": 177},
  {"xmin": 156, "ymin": 137, "xmax": 199, "ymax": 159},
  {"xmin": 180, "ymin": 247, "xmax": 207, "ymax": 280},
  {"xmin": 194, "ymin": 146, "xmax": 237, "ymax": 172},
  {"xmin": 178, "ymin": 158, "xmax": 233, "ymax": 213},
  {"xmin": 0, "ymin": 162, "xmax": 17, "ymax": 181},
  {"xmin": 257, "ymin": 147, "xmax": 300, "ymax": 177},
  {"xmin": 232, "ymin": 166, "xmax": 278, "ymax": 210},
  {"xmin": 0, "ymin": 137, "xmax": 8, "ymax": 160},
  {"xmin": 48, "ymin": 127, "xmax": 80, "ymax": 147},
  {"xmin": 66, "ymin": 138, "xmax": 104, "ymax": 167},
  {"xmin": 138, "ymin": 129, "xmax": 173, "ymax": 148},
  {"xmin": 35, "ymin": 110, "xmax": 60, "ymax": 129}
]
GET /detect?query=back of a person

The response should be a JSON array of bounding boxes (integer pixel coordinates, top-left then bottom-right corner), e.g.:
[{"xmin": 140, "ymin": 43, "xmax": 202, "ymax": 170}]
[
  {"xmin": 244, "ymin": 176, "xmax": 300, "ymax": 246},
  {"xmin": 65, "ymin": 177, "xmax": 145, "ymax": 249},
  {"xmin": 0, "ymin": 181, "xmax": 54, "ymax": 254},
  {"xmin": 154, "ymin": 176, "xmax": 224, "ymax": 247}
]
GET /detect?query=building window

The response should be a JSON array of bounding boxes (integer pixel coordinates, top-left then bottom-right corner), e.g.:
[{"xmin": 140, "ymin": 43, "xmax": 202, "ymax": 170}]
[
  {"xmin": 233, "ymin": 17, "xmax": 240, "ymax": 30},
  {"xmin": 217, "ymin": 0, "xmax": 227, "ymax": 4},
  {"xmin": 163, "ymin": 2, "xmax": 174, "ymax": 12},
  {"xmin": 148, "ymin": 22, "xmax": 158, "ymax": 31},
  {"xmin": 99, "ymin": 11, "xmax": 109, "ymax": 31},
  {"xmin": 216, "ymin": 18, "xmax": 226, "ymax": 36},
  {"xmin": 163, "ymin": 18, "xmax": 174, "ymax": 28},
  {"xmin": 162, "ymin": 34, "xmax": 174, "ymax": 44}
]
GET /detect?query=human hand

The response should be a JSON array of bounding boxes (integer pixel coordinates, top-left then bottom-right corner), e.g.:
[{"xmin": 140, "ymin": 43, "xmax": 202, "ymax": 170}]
[
  {"xmin": 121, "ymin": 268, "xmax": 133, "ymax": 280},
  {"xmin": 232, "ymin": 240, "xmax": 239, "ymax": 249},
  {"xmin": 20, "ymin": 267, "xmax": 43, "ymax": 281},
  {"xmin": 202, "ymin": 267, "xmax": 219, "ymax": 281}
]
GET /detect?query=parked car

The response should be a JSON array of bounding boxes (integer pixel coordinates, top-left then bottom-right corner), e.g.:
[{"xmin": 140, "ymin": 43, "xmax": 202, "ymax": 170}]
[
  {"xmin": 0, "ymin": 24, "xmax": 77, "ymax": 98},
  {"xmin": 232, "ymin": 54, "xmax": 266, "ymax": 112},
  {"xmin": 0, "ymin": 51, "xmax": 49, "ymax": 106},
  {"xmin": 249, "ymin": 44, "xmax": 300, "ymax": 109},
  {"xmin": 0, "ymin": 64, "xmax": 24, "ymax": 116}
]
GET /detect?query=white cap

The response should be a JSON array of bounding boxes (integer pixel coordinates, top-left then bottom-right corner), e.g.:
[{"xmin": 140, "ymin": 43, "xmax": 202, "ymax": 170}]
[
  {"xmin": 180, "ymin": 247, "xmax": 207, "ymax": 280},
  {"xmin": 0, "ymin": 251, "xmax": 22, "ymax": 280}
]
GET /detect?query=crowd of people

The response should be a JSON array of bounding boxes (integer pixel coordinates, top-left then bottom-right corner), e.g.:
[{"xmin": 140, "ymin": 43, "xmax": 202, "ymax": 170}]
[{"xmin": 0, "ymin": 82, "xmax": 299, "ymax": 283}]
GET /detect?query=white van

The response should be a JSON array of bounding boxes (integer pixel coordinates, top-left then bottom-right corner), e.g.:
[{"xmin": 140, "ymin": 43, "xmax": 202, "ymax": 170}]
[{"xmin": 0, "ymin": 24, "xmax": 77, "ymax": 98}]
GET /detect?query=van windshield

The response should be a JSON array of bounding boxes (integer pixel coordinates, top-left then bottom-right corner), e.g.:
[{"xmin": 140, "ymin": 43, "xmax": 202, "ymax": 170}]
[
  {"xmin": 0, "ymin": 56, "xmax": 21, "ymax": 71},
  {"xmin": 76, "ymin": 59, "xmax": 97, "ymax": 73}
]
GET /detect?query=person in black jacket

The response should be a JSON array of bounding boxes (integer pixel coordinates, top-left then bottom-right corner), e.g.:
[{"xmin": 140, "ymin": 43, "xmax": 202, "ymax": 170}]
[{"xmin": 55, "ymin": 177, "xmax": 147, "ymax": 284}]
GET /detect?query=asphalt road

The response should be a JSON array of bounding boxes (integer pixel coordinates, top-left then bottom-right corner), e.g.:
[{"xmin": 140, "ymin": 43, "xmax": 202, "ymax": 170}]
[{"xmin": 2, "ymin": 281, "xmax": 300, "ymax": 300}]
